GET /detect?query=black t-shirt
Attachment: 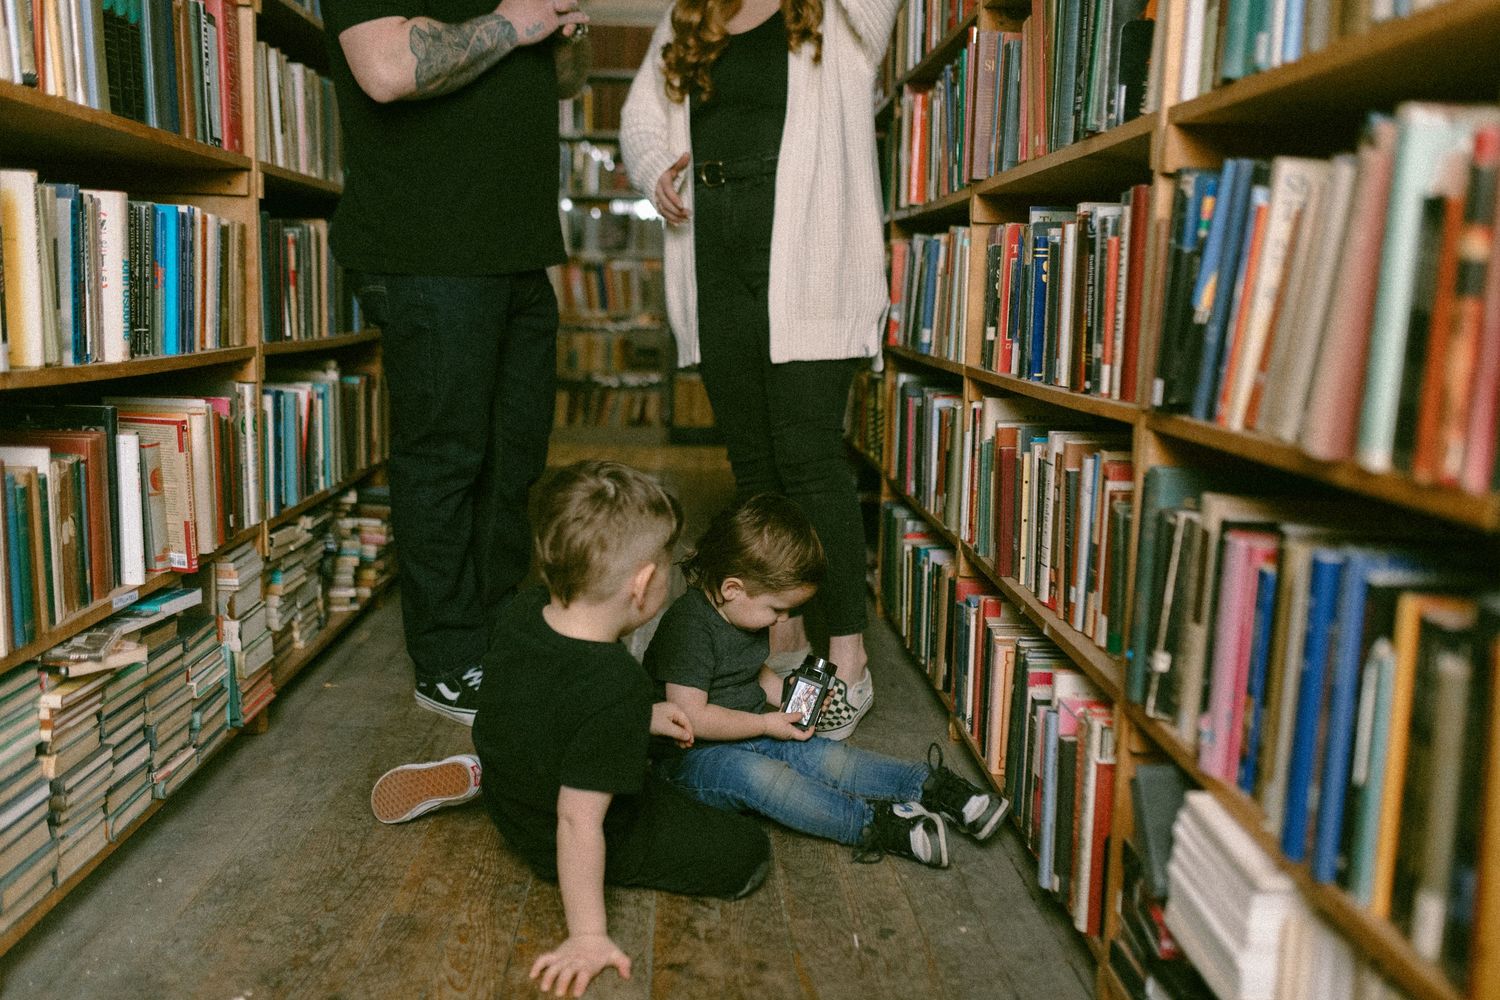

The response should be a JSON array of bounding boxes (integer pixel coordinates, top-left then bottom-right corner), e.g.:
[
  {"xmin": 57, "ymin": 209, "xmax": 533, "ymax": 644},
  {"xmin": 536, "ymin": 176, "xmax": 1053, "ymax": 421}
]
[
  {"xmin": 690, "ymin": 9, "xmax": 788, "ymax": 164},
  {"xmin": 645, "ymin": 588, "xmax": 773, "ymax": 719},
  {"xmin": 471, "ymin": 587, "xmax": 657, "ymax": 875},
  {"xmin": 323, "ymin": 0, "xmax": 566, "ymax": 275}
]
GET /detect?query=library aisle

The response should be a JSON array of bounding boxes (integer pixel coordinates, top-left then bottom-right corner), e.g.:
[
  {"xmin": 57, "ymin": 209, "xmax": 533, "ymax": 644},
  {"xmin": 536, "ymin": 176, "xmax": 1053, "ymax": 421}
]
[{"xmin": 0, "ymin": 447, "xmax": 1093, "ymax": 1000}]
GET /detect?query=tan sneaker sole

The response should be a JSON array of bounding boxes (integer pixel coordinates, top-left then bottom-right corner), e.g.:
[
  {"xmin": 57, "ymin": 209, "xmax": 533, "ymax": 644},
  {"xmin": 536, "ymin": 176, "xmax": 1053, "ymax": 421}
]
[{"xmin": 371, "ymin": 757, "xmax": 481, "ymax": 824}]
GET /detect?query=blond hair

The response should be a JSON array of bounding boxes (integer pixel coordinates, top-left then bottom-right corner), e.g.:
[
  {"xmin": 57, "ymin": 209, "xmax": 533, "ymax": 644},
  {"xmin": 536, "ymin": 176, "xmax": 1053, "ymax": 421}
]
[
  {"xmin": 682, "ymin": 493, "xmax": 826, "ymax": 601},
  {"xmin": 535, "ymin": 461, "xmax": 684, "ymax": 605},
  {"xmin": 660, "ymin": 0, "xmax": 823, "ymax": 104}
]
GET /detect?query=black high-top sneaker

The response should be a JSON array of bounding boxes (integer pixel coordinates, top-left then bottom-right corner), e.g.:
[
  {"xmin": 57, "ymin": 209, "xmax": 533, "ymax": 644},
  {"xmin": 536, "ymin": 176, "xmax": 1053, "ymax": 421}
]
[
  {"xmin": 414, "ymin": 664, "xmax": 484, "ymax": 725},
  {"xmin": 856, "ymin": 801, "xmax": 950, "ymax": 868},
  {"xmin": 920, "ymin": 742, "xmax": 1010, "ymax": 841}
]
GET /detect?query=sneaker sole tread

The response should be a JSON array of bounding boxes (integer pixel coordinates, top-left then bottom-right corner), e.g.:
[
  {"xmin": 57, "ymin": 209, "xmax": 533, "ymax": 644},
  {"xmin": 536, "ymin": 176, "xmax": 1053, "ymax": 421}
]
[{"xmin": 371, "ymin": 760, "xmax": 477, "ymax": 824}]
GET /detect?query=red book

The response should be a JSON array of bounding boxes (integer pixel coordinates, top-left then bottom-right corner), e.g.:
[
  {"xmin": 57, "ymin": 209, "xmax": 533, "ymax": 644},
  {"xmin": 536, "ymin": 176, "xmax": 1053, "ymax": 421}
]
[
  {"xmin": 998, "ymin": 443, "xmax": 1019, "ymax": 578},
  {"xmin": 1410, "ymin": 176, "xmax": 1469, "ymax": 481},
  {"xmin": 1101, "ymin": 234, "xmax": 1121, "ymax": 398},
  {"xmin": 1082, "ymin": 707, "xmax": 1115, "ymax": 937},
  {"xmin": 1461, "ymin": 140, "xmax": 1500, "ymax": 493},
  {"xmin": 997, "ymin": 225, "xmax": 1022, "ymax": 374},
  {"xmin": 1119, "ymin": 184, "xmax": 1152, "ymax": 403}
]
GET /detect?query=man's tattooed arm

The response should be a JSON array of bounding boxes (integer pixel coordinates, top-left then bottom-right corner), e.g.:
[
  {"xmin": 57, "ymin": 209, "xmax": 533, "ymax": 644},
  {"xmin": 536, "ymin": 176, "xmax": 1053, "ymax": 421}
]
[{"xmin": 406, "ymin": 13, "xmax": 523, "ymax": 100}]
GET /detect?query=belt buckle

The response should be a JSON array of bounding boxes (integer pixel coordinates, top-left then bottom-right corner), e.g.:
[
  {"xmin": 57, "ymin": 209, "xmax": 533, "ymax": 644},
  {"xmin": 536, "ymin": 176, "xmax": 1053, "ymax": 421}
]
[{"xmin": 697, "ymin": 161, "xmax": 726, "ymax": 187}]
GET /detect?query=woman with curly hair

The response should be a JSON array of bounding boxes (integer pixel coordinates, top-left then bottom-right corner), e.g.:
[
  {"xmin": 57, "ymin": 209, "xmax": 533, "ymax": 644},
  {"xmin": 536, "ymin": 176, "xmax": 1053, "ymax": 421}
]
[{"xmin": 620, "ymin": 0, "xmax": 899, "ymax": 740}]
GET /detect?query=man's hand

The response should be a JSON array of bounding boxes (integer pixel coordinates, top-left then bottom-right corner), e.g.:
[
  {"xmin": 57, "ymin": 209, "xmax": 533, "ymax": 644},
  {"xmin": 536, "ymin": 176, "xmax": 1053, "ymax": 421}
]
[
  {"xmin": 654, "ymin": 152, "xmax": 691, "ymax": 225},
  {"xmin": 650, "ymin": 701, "xmax": 694, "ymax": 747},
  {"xmin": 761, "ymin": 711, "xmax": 814, "ymax": 741},
  {"xmin": 497, "ymin": 0, "xmax": 587, "ymax": 46},
  {"xmin": 530, "ymin": 933, "xmax": 631, "ymax": 997}
]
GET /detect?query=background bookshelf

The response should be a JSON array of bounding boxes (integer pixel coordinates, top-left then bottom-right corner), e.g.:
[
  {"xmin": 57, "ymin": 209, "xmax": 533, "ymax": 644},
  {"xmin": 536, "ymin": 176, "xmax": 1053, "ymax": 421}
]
[
  {"xmin": 861, "ymin": 1, "xmax": 1500, "ymax": 999},
  {"xmin": 0, "ymin": 0, "xmax": 391, "ymax": 955},
  {"xmin": 553, "ymin": 25, "xmax": 679, "ymax": 444}
]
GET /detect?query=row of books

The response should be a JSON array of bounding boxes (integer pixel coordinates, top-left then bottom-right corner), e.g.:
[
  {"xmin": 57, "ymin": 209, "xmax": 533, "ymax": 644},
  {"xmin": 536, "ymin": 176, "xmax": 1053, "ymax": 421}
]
[
  {"xmin": 322, "ymin": 487, "xmax": 394, "ymax": 615},
  {"xmin": 1153, "ymin": 106, "xmax": 1500, "ymax": 494},
  {"xmin": 876, "ymin": 510, "xmax": 1118, "ymax": 939},
  {"xmin": 980, "ymin": 191, "xmax": 1152, "ymax": 401},
  {"xmin": 254, "ymin": 43, "xmax": 341, "ymax": 183},
  {"xmin": 1125, "ymin": 466, "xmax": 1500, "ymax": 992},
  {"xmin": 0, "ymin": 0, "xmax": 244, "ymax": 150},
  {"xmin": 262, "ymin": 364, "xmax": 387, "ymax": 520},
  {"xmin": 208, "ymin": 540, "xmax": 272, "ymax": 727},
  {"xmin": 887, "ymin": 12, "xmax": 1154, "ymax": 208},
  {"xmin": 883, "ymin": 0, "xmax": 979, "ymax": 88},
  {"xmin": 886, "ymin": 227, "xmax": 972, "ymax": 360},
  {"xmin": 1154, "ymin": 0, "xmax": 1431, "ymax": 109},
  {"xmin": 561, "ymin": 206, "xmax": 664, "ymax": 260},
  {"xmin": 670, "ymin": 371, "xmax": 714, "ymax": 432},
  {"xmin": 845, "ymin": 368, "xmax": 886, "ymax": 464},
  {"xmin": 557, "ymin": 326, "xmax": 665, "ymax": 379},
  {"xmin": 552, "ymin": 260, "xmax": 665, "ymax": 319},
  {"xmin": 0, "ymin": 172, "xmax": 248, "ymax": 371},
  {"xmin": 259, "ymin": 215, "xmax": 362, "ymax": 344},
  {"xmin": 560, "ymin": 140, "xmax": 633, "ymax": 197},
  {"xmin": 554, "ymin": 374, "xmax": 666, "ymax": 430},
  {"xmin": 0, "ymin": 393, "xmax": 260, "ymax": 655},
  {"xmin": 559, "ymin": 79, "xmax": 628, "ymax": 135}
]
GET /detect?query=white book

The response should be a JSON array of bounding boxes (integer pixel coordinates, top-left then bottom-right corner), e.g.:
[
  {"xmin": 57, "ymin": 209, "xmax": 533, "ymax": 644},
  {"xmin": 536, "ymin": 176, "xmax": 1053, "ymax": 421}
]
[
  {"xmin": 0, "ymin": 169, "xmax": 42, "ymax": 370},
  {"xmin": 80, "ymin": 189, "xmax": 128, "ymax": 363},
  {"xmin": 115, "ymin": 432, "xmax": 146, "ymax": 586}
]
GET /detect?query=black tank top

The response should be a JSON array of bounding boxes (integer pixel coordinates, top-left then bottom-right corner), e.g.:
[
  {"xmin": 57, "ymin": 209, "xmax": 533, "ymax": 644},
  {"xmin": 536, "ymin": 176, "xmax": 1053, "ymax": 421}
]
[{"xmin": 689, "ymin": 8, "xmax": 789, "ymax": 164}]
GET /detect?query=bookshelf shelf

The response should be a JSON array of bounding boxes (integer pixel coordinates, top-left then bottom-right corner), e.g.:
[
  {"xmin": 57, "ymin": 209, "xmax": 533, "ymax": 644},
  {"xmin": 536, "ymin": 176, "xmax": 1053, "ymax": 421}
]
[
  {"xmin": 271, "ymin": 575, "xmax": 394, "ymax": 689},
  {"xmin": 0, "ymin": 347, "xmax": 259, "ymax": 392},
  {"xmin": 896, "ymin": 10, "xmax": 982, "ymax": 90},
  {"xmin": 961, "ymin": 544, "xmax": 1127, "ymax": 702},
  {"xmin": 1147, "ymin": 413, "xmax": 1500, "ymax": 533},
  {"xmin": 257, "ymin": 0, "xmax": 331, "ymax": 71},
  {"xmin": 0, "ymin": 80, "xmax": 251, "ymax": 175},
  {"xmin": 0, "ymin": 728, "xmax": 240, "ymax": 957},
  {"xmin": 1166, "ymin": 0, "xmax": 1500, "ymax": 128},
  {"xmin": 974, "ymin": 115, "xmax": 1155, "ymax": 202},
  {"xmin": 1120, "ymin": 701, "xmax": 1465, "ymax": 1000},
  {"xmin": 886, "ymin": 343, "xmax": 969, "ymax": 378},
  {"xmin": 265, "ymin": 461, "xmax": 385, "ymax": 530},
  {"xmin": 259, "ymin": 161, "xmax": 343, "ymax": 199},
  {"xmin": 968, "ymin": 367, "xmax": 1141, "ymax": 424},
  {"xmin": 560, "ymin": 129, "xmax": 622, "ymax": 143},
  {"xmin": 892, "ymin": 185, "xmax": 975, "ymax": 227},
  {"xmin": 262, "ymin": 329, "xmax": 381, "ymax": 355},
  {"xmin": 0, "ymin": 571, "xmax": 179, "ymax": 675}
]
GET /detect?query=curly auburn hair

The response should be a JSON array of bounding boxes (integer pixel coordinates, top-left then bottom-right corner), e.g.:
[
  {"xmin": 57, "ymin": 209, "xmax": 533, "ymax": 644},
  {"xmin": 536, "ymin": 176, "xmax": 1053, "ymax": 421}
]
[{"xmin": 661, "ymin": 0, "xmax": 823, "ymax": 104}]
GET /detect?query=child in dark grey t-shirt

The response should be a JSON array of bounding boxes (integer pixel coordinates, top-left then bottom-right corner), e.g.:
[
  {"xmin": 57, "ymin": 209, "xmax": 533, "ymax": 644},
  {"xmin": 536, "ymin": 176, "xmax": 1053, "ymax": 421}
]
[{"xmin": 645, "ymin": 493, "xmax": 1011, "ymax": 867}]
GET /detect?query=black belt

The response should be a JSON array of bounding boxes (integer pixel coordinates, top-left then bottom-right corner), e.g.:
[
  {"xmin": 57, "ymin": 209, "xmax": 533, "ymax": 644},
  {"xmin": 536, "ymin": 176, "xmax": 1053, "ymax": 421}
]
[{"xmin": 694, "ymin": 154, "xmax": 779, "ymax": 188}]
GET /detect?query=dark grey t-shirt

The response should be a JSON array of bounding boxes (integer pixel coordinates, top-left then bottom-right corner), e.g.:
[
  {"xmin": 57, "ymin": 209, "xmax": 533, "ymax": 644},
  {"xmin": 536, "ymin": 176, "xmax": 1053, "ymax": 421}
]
[{"xmin": 645, "ymin": 588, "xmax": 770, "ymax": 716}]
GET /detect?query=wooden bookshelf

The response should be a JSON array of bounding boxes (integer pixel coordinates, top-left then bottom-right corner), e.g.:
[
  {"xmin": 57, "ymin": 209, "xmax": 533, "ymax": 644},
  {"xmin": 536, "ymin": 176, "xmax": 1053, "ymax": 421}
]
[
  {"xmin": 265, "ymin": 461, "xmax": 385, "ymax": 530},
  {"xmin": 870, "ymin": 0, "xmax": 1500, "ymax": 996},
  {"xmin": 259, "ymin": 160, "xmax": 343, "ymax": 199},
  {"xmin": 0, "ymin": 0, "xmax": 389, "ymax": 962},
  {"xmin": 262, "ymin": 329, "xmax": 382, "ymax": 355},
  {"xmin": 897, "ymin": 10, "xmax": 982, "ymax": 90},
  {"xmin": 271, "ymin": 576, "xmax": 395, "ymax": 689}
]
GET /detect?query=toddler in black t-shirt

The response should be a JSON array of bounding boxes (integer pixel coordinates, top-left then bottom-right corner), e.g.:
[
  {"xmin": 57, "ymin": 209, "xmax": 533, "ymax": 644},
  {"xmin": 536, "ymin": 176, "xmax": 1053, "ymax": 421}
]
[{"xmin": 371, "ymin": 461, "xmax": 770, "ymax": 997}]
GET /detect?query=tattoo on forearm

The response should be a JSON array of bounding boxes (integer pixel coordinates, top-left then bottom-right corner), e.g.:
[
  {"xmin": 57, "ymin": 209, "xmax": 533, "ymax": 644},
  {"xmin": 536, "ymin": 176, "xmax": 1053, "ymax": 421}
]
[{"xmin": 407, "ymin": 13, "xmax": 520, "ymax": 98}]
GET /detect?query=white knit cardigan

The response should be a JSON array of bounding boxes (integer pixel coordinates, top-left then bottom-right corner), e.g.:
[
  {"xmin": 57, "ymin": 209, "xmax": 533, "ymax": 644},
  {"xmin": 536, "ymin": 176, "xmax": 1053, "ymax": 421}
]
[{"xmin": 619, "ymin": 0, "xmax": 901, "ymax": 366}]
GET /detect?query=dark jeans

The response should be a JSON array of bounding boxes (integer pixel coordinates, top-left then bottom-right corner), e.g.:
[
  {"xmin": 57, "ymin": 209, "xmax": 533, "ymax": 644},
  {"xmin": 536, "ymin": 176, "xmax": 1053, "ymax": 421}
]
[
  {"xmin": 693, "ymin": 173, "xmax": 868, "ymax": 636},
  {"xmin": 355, "ymin": 271, "xmax": 558, "ymax": 680}
]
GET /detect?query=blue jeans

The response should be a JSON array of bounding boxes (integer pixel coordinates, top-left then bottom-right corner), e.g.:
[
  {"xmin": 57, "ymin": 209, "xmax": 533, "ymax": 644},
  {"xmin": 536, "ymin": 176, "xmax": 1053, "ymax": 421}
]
[{"xmin": 659, "ymin": 736, "xmax": 929, "ymax": 846}]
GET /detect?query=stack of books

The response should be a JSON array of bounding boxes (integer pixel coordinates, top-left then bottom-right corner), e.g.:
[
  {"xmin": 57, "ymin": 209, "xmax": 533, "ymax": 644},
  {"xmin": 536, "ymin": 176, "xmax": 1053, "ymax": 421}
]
[
  {"xmin": 212, "ymin": 542, "xmax": 273, "ymax": 728},
  {"xmin": 845, "ymin": 369, "xmax": 886, "ymax": 463},
  {"xmin": 887, "ymin": 228, "xmax": 972, "ymax": 360},
  {"xmin": 179, "ymin": 615, "xmax": 228, "ymax": 760},
  {"xmin": 324, "ymin": 487, "xmax": 395, "ymax": 614},
  {"xmin": 560, "ymin": 140, "xmax": 633, "ymax": 196},
  {"xmin": 562, "ymin": 209, "xmax": 663, "ymax": 259},
  {"xmin": 253, "ymin": 44, "xmax": 342, "ymax": 182},
  {"xmin": 266, "ymin": 509, "xmax": 332, "ymax": 661},
  {"xmin": 262, "ymin": 365, "xmax": 386, "ymax": 517},
  {"xmin": 142, "ymin": 615, "xmax": 192, "ymax": 800},
  {"xmin": 259, "ymin": 216, "xmax": 362, "ymax": 344},
  {"xmin": 37, "ymin": 663, "xmax": 117, "ymax": 883},
  {"xmin": 0, "ymin": 663, "xmax": 54, "ymax": 934},
  {"xmin": 101, "ymin": 656, "xmax": 152, "ymax": 842},
  {"xmin": 553, "ymin": 260, "xmax": 665, "ymax": 318}
]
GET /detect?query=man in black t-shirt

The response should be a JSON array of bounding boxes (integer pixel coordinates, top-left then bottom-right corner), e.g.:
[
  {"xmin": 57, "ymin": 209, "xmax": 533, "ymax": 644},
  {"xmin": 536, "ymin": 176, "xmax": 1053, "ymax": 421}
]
[{"xmin": 324, "ymin": 0, "xmax": 589, "ymax": 724}]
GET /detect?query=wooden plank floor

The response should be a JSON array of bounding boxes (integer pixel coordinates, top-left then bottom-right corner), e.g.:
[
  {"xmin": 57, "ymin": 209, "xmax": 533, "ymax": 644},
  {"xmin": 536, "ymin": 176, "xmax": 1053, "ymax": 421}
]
[{"xmin": 0, "ymin": 446, "xmax": 1094, "ymax": 1000}]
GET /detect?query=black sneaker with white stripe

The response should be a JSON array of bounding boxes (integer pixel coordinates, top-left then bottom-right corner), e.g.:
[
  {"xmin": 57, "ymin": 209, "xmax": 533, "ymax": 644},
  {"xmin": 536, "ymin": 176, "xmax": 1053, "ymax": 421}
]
[{"xmin": 414, "ymin": 665, "xmax": 484, "ymax": 726}]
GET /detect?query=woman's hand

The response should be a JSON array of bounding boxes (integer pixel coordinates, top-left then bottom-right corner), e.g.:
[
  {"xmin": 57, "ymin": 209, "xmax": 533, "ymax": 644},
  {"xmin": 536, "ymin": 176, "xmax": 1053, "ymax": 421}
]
[
  {"xmin": 761, "ymin": 711, "xmax": 814, "ymax": 741},
  {"xmin": 530, "ymin": 934, "xmax": 631, "ymax": 997},
  {"xmin": 650, "ymin": 700, "xmax": 694, "ymax": 747},
  {"xmin": 654, "ymin": 152, "xmax": 692, "ymax": 225}
]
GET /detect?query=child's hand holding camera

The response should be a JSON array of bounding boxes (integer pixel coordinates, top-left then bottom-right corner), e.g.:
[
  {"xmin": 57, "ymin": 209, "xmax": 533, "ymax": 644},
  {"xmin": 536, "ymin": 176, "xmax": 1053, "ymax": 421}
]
[
  {"xmin": 650, "ymin": 701, "xmax": 694, "ymax": 748},
  {"xmin": 761, "ymin": 711, "xmax": 815, "ymax": 741}
]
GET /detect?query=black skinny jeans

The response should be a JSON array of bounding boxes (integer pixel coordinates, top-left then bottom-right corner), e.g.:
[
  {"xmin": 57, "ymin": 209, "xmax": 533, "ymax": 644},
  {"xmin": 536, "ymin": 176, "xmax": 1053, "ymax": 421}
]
[
  {"xmin": 692, "ymin": 171, "xmax": 868, "ymax": 636},
  {"xmin": 355, "ymin": 271, "xmax": 558, "ymax": 680}
]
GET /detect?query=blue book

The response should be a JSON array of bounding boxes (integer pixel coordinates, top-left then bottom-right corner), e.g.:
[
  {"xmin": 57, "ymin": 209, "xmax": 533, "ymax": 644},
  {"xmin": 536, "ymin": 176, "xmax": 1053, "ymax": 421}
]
[
  {"xmin": 1312, "ymin": 548, "xmax": 1425, "ymax": 883},
  {"xmin": 1280, "ymin": 548, "xmax": 1346, "ymax": 862},
  {"xmin": 918, "ymin": 237, "xmax": 941, "ymax": 353},
  {"xmin": 280, "ymin": 392, "xmax": 297, "ymax": 505},
  {"xmin": 1190, "ymin": 160, "xmax": 1258, "ymax": 420},
  {"xmin": 1238, "ymin": 563, "xmax": 1279, "ymax": 793},
  {"xmin": 157, "ymin": 206, "xmax": 180, "ymax": 355},
  {"xmin": 179, "ymin": 207, "xmax": 194, "ymax": 352},
  {"xmin": 1038, "ymin": 707, "xmax": 1060, "ymax": 887},
  {"xmin": 1280, "ymin": 0, "xmax": 1306, "ymax": 65},
  {"xmin": 5, "ymin": 475, "xmax": 27, "ymax": 648},
  {"xmin": 1028, "ymin": 229, "xmax": 1052, "ymax": 379},
  {"xmin": 1208, "ymin": 182, "xmax": 1271, "ymax": 421}
]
